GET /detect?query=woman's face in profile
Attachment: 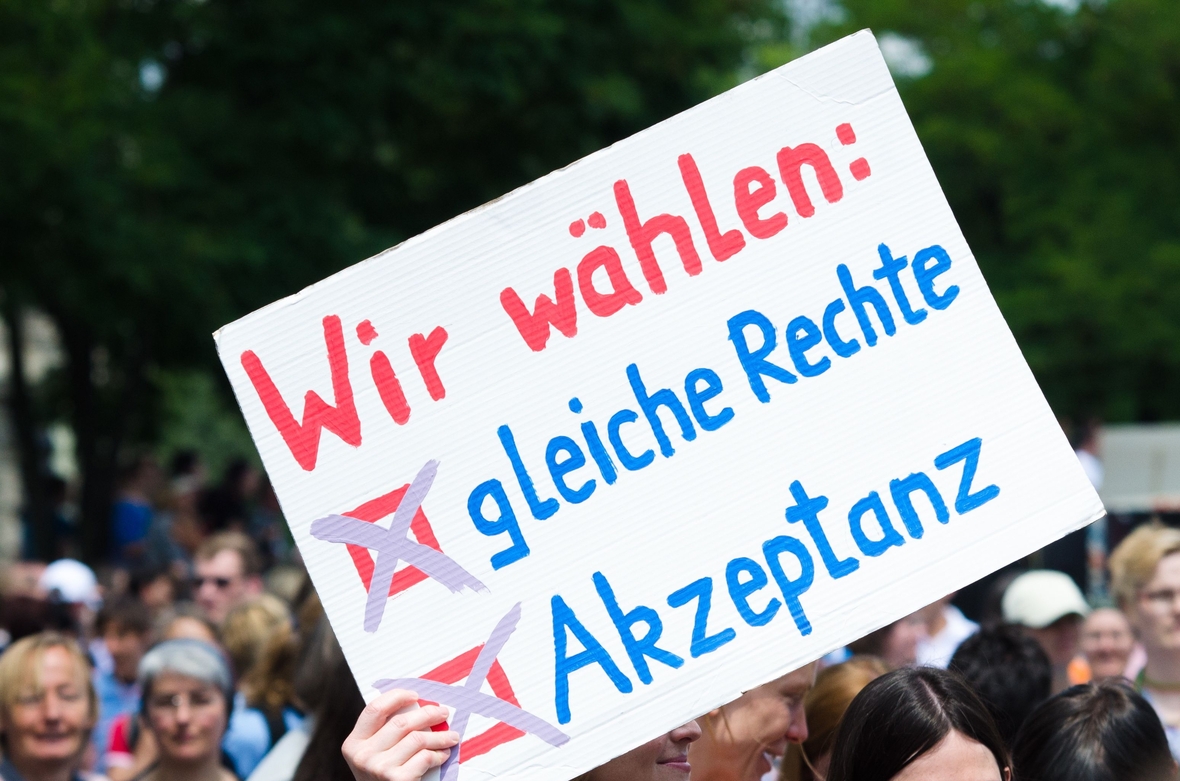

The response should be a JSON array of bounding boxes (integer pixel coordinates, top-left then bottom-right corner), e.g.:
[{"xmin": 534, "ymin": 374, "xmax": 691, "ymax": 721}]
[
  {"xmin": 585, "ymin": 721, "xmax": 701, "ymax": 781},
  {"xmin": 693, "ymin": 663, "xmax": 815, "ymax": 781},
  {"xmin": 889, "ymin": 729, "xmax": 1006, "ymax": 781}
]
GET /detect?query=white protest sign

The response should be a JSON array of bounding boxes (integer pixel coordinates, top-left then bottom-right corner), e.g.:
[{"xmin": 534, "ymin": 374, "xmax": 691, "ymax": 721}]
[{"xmin": 215, "ymin": 30, "xmax": 1103, "ymax": 781}]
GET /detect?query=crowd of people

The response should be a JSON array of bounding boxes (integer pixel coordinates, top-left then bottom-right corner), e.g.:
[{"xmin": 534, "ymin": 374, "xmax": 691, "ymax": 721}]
[{"xmin": 1, "ymin": 450, "xmax": 1179, "ymax": 780}]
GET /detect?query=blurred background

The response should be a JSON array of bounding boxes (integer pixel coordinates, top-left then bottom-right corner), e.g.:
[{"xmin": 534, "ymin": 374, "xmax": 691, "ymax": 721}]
[{"xmin": 1, "ymin": 0, "xmax": 1177, "ymax": 600}]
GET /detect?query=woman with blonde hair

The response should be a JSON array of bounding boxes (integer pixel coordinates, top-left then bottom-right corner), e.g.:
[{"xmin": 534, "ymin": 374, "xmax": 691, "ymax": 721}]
[
  {"xmin": 780, "ymin": 657, "xmax": 889, "ymax": 781},
  {"xmin": 220, "ymin": 595, "xmax": 291, "ymax": 682},
  {"xmin": 1109, "ymin": 523, "xmax": 1180, "ymax": 760},
  {"xmin": 0, "ymin": 631, "xmax": 99, "ymax": 781},
  {"xmin": 220, "ymin": 595, "xmax": 302, "ymax": 778}
]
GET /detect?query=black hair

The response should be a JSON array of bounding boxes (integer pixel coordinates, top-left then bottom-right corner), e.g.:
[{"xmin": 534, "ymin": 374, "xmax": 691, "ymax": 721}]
[
  {"xmin": 44, "ymin": 474, "xmax": 68, "ymax": 504},
  {"xmin": 949, "ymin": 623, "xmax": 1052, "ymax": 747},
  {"xmin": 291, "ymin": 622, "xmax": 365, "ymax": 781},
  {"xmin": 97, "ymin": 597, "xmax": 152, "ymax": 636},
  {"xmin": 129, "ymin": 564, "xmax": 180, "ymax": 599},
  {"xmin": 169, "ymin": 449, "xmax": 200, "ymax": 478},
  {"xmin": 222, "ymin": 458, "xmax": 254, "ymax": 492},
  {"xmin": 826, "ymin": 667, "xmax": 1009, "ymax": 781},
  {"xmin": 980, "ymin": 568, "xmax": 1025, "ymax": 629},
  {"xmin": 198, "ymin": 459, "xmax": 256, "ymax": 532},
  {"xmin": 1012, "ymin": 679, "xmax": 1175, "ymax": 781},
  {"xmin": 0, "ymin": 594, "xmax": 51, "ymax": 643},
  {"xmin": 116, "ymin": 454, "xmax": 154, "ymax": 488}
]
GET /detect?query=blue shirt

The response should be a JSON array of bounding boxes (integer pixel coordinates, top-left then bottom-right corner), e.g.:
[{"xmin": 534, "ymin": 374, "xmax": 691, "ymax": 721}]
[
  {"xmin": 0, "ymin": 757, "xmax": 82, "ymax": 781},
  {"xmin": 111, "ymin": 498, "xmax": 153, "ymax": 559},
  {"xmin": 222, "ymin": 693, "xmax": 306, "ymax": 778},
  {"xmin": 92, "ymin": 667, "xmax": 141, "ymax": 769}
]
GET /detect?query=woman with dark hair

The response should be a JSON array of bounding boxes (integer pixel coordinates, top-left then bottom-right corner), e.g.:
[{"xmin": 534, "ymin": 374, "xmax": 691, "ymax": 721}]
[
  {"xmin": 290, "ymin": 622, "xmax": 367, "ymax": 781},
  {"xmin": 1012, "ymin": 679, "xmax": 1177, "ymax": 781},
  {"xmin": 826, "ymin": 667, "xmax": 1010, "ymax": 781}
]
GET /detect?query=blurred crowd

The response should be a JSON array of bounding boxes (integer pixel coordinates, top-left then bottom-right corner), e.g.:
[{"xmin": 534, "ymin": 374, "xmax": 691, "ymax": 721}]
[
  {"xmin": 24, "ymin": 451, "xmax": 290, "ymax": 572},
  {"xmin": 0, "ymin": 524, "xmax": 369, "ymax": 781},
  {"xmin": 1, "ymin": 448, "xmax": 1179, "ymax": 780}
]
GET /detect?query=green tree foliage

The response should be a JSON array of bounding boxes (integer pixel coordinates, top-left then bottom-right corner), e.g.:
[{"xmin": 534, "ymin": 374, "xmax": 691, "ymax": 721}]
[
  {"xmin": 145, "ymin": 0, "xmax": 783, "ymax": 313},
  {"xmin": 816, "ymin": 0, "xmax": 1180, "ymax": 421},
  {"xmin": 0, "ymin": 0, "xmax": 166, "ymax": 559},
  {"xmin": 0, "ymin": 0, "xmax": 781, "ymax": 559}
]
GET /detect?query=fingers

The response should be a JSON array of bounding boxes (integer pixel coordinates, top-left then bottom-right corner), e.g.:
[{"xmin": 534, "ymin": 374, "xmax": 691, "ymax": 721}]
[
  {"xmin": 344, "ymin": 724, "xmax": 461, "ymax": 781},
  {"xmin": 350, "ymin": 689, "xmax": 421, "ymax": 741},
  {"xmin": 344, "ymin": 690, "xmax": 463, "ymax": 781},
  {"xmin": 399, "ymin": 745, "xmax": 454, "ymax": 778},
  {"xmin": 369, "ymin": 704, "xmax": 451, "ymax": 753},
  {"xmin": 377, "ymin": 726, "xmax": 460, "ymax": 770},
  {"xmin": 351, "ymin": 747, "xmax": 451, "ymax": 781}
]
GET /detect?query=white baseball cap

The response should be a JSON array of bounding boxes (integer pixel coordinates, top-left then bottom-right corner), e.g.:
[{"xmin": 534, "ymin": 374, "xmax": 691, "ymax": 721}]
[
  {"xmin": 1002, "ymin": 569, "xmax": 1090, "ymax": 629},
  {"xmin": 38, "ymin": 559, "xmax": 102, "ymax": 612}
]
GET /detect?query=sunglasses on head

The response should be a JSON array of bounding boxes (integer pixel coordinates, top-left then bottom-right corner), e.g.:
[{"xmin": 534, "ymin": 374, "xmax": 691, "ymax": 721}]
[{"xmin": 192, "ymin": 576, "xmax": 234, "ymax": 590}]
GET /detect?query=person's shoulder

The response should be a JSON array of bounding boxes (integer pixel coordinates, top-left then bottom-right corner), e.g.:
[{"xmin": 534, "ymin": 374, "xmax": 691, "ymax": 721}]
[
  {"xmin": 280, "ymin": 707, "xmax": 305, "ymax": 733},
  {"xmin": 224, "ymin": 705, "xmax": 273, "ymax": 777},
  {"xmin": 244, "ymin": 726, "xmax": 311, "ymax": 781},
  {"xmin": 93, "ymin": 665, "xmax": 119, "ymax": 693},
  {"xmin": 226, "ymin": 705, "xmax": 271, "ymax": 742}
]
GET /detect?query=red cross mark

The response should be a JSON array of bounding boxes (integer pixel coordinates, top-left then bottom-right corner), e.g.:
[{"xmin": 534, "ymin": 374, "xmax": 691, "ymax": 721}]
[
  {"xmin": 318, "ymin": 461, "xmax": 485, "ymax": 633},
  {"xmin": 417, "ymin": 644, "xmax": 526, "ymax": 763},
  {"xmin": 342, "ymin": 483, "xmax": 444, "ymax": 598},
  {"xmin": 375, "ymin": 604, "xmax": 568, "ymax": 778}
]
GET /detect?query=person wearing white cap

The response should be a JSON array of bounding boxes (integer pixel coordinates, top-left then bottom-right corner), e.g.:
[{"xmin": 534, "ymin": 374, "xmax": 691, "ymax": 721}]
[
  {"xmin": 38, "ymin": 559, "xmax": 108, "ymax": 676},
  {"xmin": 38, "ymin": 560, "xmax": 103, "ymax": 614},
  {"xmin": 1002, "ymin": 569, "xmax": 1091, "ymax": 693}
]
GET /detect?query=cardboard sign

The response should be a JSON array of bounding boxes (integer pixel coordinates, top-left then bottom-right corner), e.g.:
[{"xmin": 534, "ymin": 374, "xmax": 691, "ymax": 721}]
[{"xmin": 215, "ymin": 30, "xmax": 1103, "ymax": 781}]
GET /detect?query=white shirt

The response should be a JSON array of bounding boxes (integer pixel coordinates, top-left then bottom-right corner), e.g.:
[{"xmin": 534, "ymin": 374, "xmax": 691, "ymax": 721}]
[
  {"xmin": 1076, "ymin": 449, "xmax": 1104, "ymax": 490},
  {"xmin": 245, "ymin": 716, "xmax": 315, "ymax": 781},
  {"xmin": 917, "ymin": 605, "xmax": 978, "ymax": 668}
]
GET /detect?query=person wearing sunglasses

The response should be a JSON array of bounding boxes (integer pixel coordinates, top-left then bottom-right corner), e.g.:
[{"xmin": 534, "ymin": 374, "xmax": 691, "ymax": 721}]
[
  {"xmin": 131, "ymin": 639, "xmax": 238, "ymax": 781},
  {"xmin": 193, "ymin": 533, "xmax": 264, "ymax": 627},
  {"xmin": 0, "ymin": 632, "xmax": 98, "ymax": 781}
]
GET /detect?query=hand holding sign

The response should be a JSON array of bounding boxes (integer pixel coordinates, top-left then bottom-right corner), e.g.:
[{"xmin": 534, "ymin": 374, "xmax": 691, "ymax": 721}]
[
  {"xmin": 342, "ymin": 690, "xmax": 460, "ymax": 781},
  {"xmin": 375, "ymin": 603, "xmax": 570, "ymax": 781}
]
